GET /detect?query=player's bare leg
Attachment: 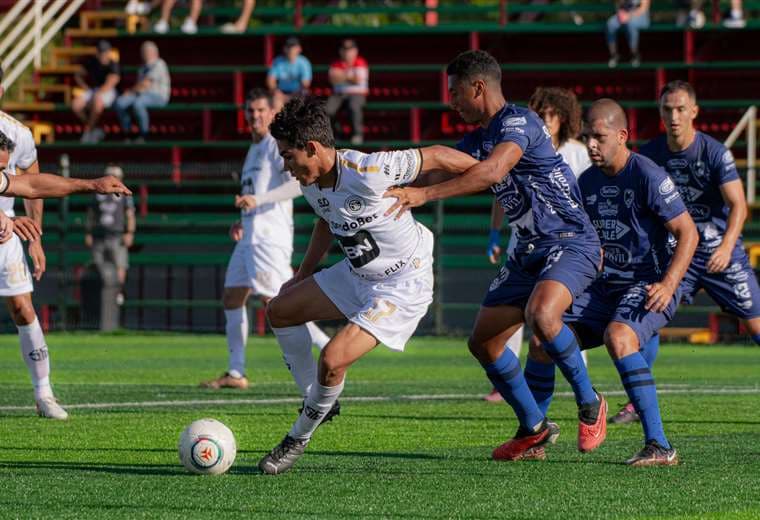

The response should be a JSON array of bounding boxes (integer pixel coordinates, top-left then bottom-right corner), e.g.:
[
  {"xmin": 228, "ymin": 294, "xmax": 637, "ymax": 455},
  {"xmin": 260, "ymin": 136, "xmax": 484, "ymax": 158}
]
[
  {"xmin": 605, "ymin": 322, "xmax": 677, "ymax": 466},
  {"xmin": 469, "ymin": 305, "xmax": 559, "ymax": 460},
  {"xmin": 526, "ymin": 280, "xmax": 605, "ymax": 452},
  {"xmin": 744, "ymin": 317, "xmax": 760, "ymax": 345},
  {"xmin": 260, "ymin": 315, "xmax": 377, "ymax": 475},
  {"xmin": 6, "ymin": 294, "xmax": 67, "ymax": 420}
]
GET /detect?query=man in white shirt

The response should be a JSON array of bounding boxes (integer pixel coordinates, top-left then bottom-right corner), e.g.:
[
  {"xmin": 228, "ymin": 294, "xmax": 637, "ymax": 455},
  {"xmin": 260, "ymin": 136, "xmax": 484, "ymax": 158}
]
[{"xmin": 200, "ymin": 89, "xmax": 329, "ymax": 391}]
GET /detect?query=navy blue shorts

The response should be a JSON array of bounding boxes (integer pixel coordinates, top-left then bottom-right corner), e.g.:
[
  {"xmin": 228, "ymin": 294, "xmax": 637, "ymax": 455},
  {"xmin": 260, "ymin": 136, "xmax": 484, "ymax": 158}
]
[
  {"xmin": 482, "ymin": 240, "xmax": 602, "ymax": 309},
  {"xmin": 679, "ymin": 252, "xmax": 760, "ymax": 320},
  {"xmin": 565, "ymin": 279, "xmax": 680, "ymax": 351}
]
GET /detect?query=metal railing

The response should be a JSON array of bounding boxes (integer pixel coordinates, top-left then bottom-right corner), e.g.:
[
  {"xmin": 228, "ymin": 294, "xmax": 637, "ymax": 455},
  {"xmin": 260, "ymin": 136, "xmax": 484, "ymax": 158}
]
[{"xmin": 725, "ymin": 106, "xmax": 758, "ymax": 203}]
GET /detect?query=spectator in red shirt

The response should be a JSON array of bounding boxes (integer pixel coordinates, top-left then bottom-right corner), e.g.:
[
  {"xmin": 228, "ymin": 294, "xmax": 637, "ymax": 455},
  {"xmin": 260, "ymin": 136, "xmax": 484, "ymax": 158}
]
[{"xmin": 326, "ymin": 39, "xmax": 369, "ymax": 145}]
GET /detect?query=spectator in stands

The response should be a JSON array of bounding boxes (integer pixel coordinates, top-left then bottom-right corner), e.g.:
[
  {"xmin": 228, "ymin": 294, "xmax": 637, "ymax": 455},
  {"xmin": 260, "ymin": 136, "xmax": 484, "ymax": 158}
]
[
  {"xmin": 675, "ymin": 0, "xmax": 706, "ymax": 29},
  {"xmin": 85, "ymin": 164, "xmax": 136, "ymax": 304},
  {"xmin": 724, "ymin": 0, "xmax": 746, "ymax": 27},
  {"xmin": 605, "ymin": 0, "xmax": 651, "ymax": 68},
  {"xmin": 326, "ymin": 39, "xmax": 369, "ymax": 145},
  {"xmin": 114, "ymin": 41, "xmax": 171, "ymax": 143},
  {"xmin": 72, "ymin": 40, "xmax": 120, "ymax": 143},
  {"xmin": 152, "ymin": 0, "xmax": 256, "ymax": 34},
  {"xmin": 266, "ymin": 37, "xmax": 312, "ymax": 111}
]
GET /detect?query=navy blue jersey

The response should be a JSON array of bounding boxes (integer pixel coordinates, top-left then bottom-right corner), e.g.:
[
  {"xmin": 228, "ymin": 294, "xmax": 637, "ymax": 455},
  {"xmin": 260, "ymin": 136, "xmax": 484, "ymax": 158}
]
[
  {"xmin": 579, "ymin": 152, "xmax": 687, "ymax": 284},
  {"xmin": 456, "ymin": 103, "xmax": 597, "ymax": 246},
  {"xmin": 640, "ymin": 132, "xmax": 742, "ymax": 259}
]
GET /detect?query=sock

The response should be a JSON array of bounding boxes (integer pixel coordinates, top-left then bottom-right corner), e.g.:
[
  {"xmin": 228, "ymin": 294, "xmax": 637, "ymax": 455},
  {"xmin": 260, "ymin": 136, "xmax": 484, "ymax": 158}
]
[
  {"xmin": 614, "ymin": 352, "xmax": 670, "ymax": 449},
  {"xmin": 273, "ymin": 325, "xmax": 317, "ymax": 397},
  {"xmin": 542, "ymin": 325, "xmax": 597, "ymax": 406},
  {"xmin": 18, "ymin": 318, "xmax": 53, "ymax": 400},
  {"xmin": 524, "ymin": 358, "xmax": 556, "ymax": 416},
  {"xmin": 306, "ymin": 321, "xmax": 330, "ymax": 349},
  {"xmin": 641, "ymin": 334, "xmax": 660, "ymax": 368},
  {"xmin": 505, "ymin": 326, "xmax": 524, "ymax": 357},
  {"xmin": 289, "ymin": 380, "xmax": 344, "ymax": 440},
  {"xmin": 751, "ymin": 334, "xmax": 760, "ymax": 346},
  {"xmin": 225, "ymin": 307, "xmax": 248, "ymax": 377},
  {"xmin": 482, "ymin": 349, "xmax": 544, "ymax": 431}
]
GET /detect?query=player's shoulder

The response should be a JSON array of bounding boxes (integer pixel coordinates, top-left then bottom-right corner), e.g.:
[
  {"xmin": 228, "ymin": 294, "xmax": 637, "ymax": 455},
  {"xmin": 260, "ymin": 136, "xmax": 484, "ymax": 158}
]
[
  {"xmin": 637, "ymin": 134, "xmax": 666, "ymax": 158},
  {"xmin": 631, "ymin": 151, "xmax": 667, "ymax": 177},
  {"xmin": 695, "ymin": 131, "xmax": 730, "ymax": 162},
  {"xmin": 0, "ymin": 111, "xmax": 32, "ymax": 136},
  {"xmin": 496, "ymin": 103, "xmax": 539, "ymax": 128}
]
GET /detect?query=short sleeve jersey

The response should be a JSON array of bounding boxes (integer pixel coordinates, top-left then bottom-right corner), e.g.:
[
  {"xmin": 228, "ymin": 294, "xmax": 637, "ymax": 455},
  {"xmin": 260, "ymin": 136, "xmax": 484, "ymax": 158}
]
[
  {"xmin": 240, "ymin": 134, "xmax": 296, "ymax": 251},
  {"xmin": 0, "ymin": 111, "xmax": 38, "ymax": 217},
  {"xmin": 91, "ymin": 193, "xmax": 135, "ymax": 238},
  {"xmin": 268, "ymin": 55, "xmax": 313, "ymax": 94},
  {"xmin": 300, "ymin": 148, "xmax": 427, "ymax": 280},
  {"xmin": 579, "ymin": 152, "xmax": 688, "ymax": 284},
  {"xmin": 640, "ymin": 132, "xmax": 742, "ymax": 259},
  {"xmin": 456, "ymin": 103, "xmax": 597, "ymax": 245}
]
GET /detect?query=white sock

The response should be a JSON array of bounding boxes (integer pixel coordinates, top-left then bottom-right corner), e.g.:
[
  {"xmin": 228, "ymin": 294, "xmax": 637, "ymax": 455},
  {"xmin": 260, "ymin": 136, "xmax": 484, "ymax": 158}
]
[
  {"xmin": 18, "ymin": 318, "xmax": 53, "ymax": 400},
  {"xmin": 289, "ymin": 380, "xmax": 344, "ymax": 440},
  {"xmin": 225, "ymin": 307, "xmax": 248, "ymax": 376},
  {"xmin": 505, "ymin": 326, "xmax": 524, "ymax": 357},
  {"xmin": 273, "ymin": 325, "xmax": 317, "ymax": 397},
  {"xmin": 306, "ymin": 321, "xmax": 330, "ymax": 349}
]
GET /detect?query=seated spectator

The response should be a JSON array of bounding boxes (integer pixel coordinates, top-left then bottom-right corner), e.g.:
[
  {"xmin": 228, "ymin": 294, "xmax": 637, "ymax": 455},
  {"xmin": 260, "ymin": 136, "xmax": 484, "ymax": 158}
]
[
  {"xmin": 723, "ymin": 0, "xmax": 746, "ymax": 27},
  {"xmin": 72, "ymin": 40, "xmax": 120, "ymax": 143},
  {"xmin": 605, "ymin": 0, "xmax": 650, "ymax": 68},
  {"xmin": 152, "ymin": 0, "xmax": 256, "ymax": 34},
  {"xmin": 326, "ymin": 39, "xmax": 369, "ymax": 145},
  {"xmin": 675, "ymin": 0, "xmax": 705, "ymax": 29},
  {"xmin": 114, "ymin": 41, "xmax": 170, "ymax": 142},
  {"xmin": 266, "ymin": 37, "xmax": 312, "ymax": 111}
]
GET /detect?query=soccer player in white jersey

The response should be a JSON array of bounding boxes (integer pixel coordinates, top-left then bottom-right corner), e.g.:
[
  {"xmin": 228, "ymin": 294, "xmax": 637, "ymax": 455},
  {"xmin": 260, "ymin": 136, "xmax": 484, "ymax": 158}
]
[
  {"xmin": 483, "ymin": 87, "xmax": 591, "ymax": 401},
  {"xmin": 0, "ymin": 130, "xmax": 131, "ymax": 413},
  {"xmin": 201, "ymin": 89, "xmax": 330, "ymax": 392},
  {"xmin": 257, "ymin": 97, "xmax": 478, "ymax": 475}
]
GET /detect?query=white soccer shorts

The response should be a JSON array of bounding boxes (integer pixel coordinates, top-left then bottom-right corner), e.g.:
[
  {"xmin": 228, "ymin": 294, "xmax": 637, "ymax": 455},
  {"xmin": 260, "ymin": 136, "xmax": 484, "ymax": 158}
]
[
  {"xmin": 0, "ymin": 234, "xmax": 33, "ymax": 296},
  {"xmin": 224, "ymin": 242, "xmax": 293, "ymax": 299}
]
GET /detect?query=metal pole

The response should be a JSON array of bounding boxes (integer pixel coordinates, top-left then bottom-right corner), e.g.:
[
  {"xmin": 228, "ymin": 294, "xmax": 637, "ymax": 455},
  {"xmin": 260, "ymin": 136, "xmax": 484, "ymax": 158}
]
[
  {"xmin": 748, "ymin": 106, "xmax": 757, "ymax": 204},
  {"xmin": 58, "ymin": 154, "xmax": 70, "ymax": 331},
  {"xmin": 33, "ymin": 0, "xmax": 42, "ymax": 69}
]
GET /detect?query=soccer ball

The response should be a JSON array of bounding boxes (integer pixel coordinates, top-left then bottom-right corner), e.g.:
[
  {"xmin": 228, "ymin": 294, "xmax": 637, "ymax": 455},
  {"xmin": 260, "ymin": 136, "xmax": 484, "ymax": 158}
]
[{"xmin": 178, "ymin": 418, "xmax": 237, "ymax": 475}]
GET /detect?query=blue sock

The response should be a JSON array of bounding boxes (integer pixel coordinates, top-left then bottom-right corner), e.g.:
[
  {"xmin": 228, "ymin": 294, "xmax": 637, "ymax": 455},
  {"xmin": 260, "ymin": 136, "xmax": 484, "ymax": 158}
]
[
  {"xmin": 482, "ymin": 349, "xmax": 545, "ymax": 431},
  {"xmin": 614, "ymin": 352, "xmax": 670, "ymax": 449},
  {"xmin": 751, "ymin": 334, "xmax": 760, "ymax": 346},
  {"xmin": 542, "ymin": 325, "xmax": 597, "ymax": 406},
  {"xmin": 640, "ymin": 334, "xmax": 660, "ymax": 368},
  {"xmin": 524, "ymin": 358, "xmax": 555, "ymax": 416}
]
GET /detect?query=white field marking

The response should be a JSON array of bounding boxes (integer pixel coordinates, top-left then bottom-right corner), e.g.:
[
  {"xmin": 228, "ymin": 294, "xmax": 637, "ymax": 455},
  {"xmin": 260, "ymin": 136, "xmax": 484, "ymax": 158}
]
[{"xmin": 0, "ymin": 386, "xmax": 759, "ymax": 412}]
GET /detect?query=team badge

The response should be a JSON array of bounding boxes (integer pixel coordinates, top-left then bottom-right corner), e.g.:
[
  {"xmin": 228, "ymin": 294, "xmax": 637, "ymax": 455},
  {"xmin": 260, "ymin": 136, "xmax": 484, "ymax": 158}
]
[{"xmin": 344, "ymin": 195, "xmax": 365, "ymax": 215}]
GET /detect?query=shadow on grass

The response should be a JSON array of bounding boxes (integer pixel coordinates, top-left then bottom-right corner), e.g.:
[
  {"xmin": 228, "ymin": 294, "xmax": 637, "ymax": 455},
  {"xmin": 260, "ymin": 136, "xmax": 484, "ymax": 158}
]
[{"xmin": 0, "ymin": 460, "xmax": 181, "ymax": 476}]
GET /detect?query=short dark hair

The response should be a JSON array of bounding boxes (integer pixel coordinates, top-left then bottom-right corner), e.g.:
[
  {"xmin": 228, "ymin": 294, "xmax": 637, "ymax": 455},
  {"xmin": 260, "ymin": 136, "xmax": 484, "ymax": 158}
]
[
  {"xmin": 446, "ymin": 50, "xmax": 501, "ymax": 84},
  {"xmin": 0, "ymin": 129, "xmax": 15, "ymax": 153},
  {"xmin": 529, "ymin": 87, "xmax": 583, "ymax": 146},
  {"xmin": 245, "ymin": 88, "xmax": 273, "ymax": 108},
  {"xmin": 270, "ymin": 96, "xmax": 335, "ymax": 149},
  {"xmin": 659, "ymin": 80, "xmax": 697, "ymax": 102}
]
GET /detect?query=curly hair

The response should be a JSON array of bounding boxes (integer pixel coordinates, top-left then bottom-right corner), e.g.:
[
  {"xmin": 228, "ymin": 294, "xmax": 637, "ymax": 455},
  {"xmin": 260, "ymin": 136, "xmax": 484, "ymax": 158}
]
[
  {"xmin": 270, "ymin": 96, "xmax": 335, "ymax": 149},
  {"xmin": 528, "ymin": 87, "xmax": 582, "ymax": 147},
  {"xmin": 0, "ymin": 129, "xmax": 16, "ymax": 153},
  {"xmin": 446, "ymin": 50, "xmax": 501, "ymax": 84}
]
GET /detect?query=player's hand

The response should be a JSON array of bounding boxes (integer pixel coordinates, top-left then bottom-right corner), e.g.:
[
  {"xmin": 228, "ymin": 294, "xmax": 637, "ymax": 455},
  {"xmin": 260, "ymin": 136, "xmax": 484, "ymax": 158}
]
[
  {"xmin": 280, "ymin": 270, "xmax": 308, "ymax": 293},
  {"xmin": 487, "ymin": 229, "xmax": 501, "ymax": 265},
  {"xmin": 707, "ymin": 245, "xmax": 731, "ymax": 273},
  {"xmin": 235, "ymin": 195, "xmax": 257, "ymax": 211},
  {"xmin": 27, "ymin": 239, "xmax": 46, "ymax": 281},
  {"xmin": 0, "ymin": 213, "xmax": 13, "ymax": 244},
  {"xmin": 645, "ymin": 280, "xmax": 676, "ymax": 313},
  {"xmin": 11, "ymin": 216, "xmax": 41, "ymax": 242},
  {"xmin": 123, "ymin": 232, "xmax": 134, "ymax": 248},
  {"xmin": 93, "ymin": 177, "xmax": 132, "ymax": 196},
  {"xmin": 228, "ymin": 221, "xmax": 243, "ymax": 242},
  {"xmin": 382, "ymin": 186, "xmax": 428, "ymax": 219}
]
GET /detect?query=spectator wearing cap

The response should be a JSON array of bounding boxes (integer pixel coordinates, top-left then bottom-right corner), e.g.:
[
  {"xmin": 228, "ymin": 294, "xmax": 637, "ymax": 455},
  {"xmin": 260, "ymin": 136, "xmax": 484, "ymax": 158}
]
[
  {"xmin": 266, "ymin": 37, "xmax": 312, "ymax": 111},
  {"xmin": 72, "ymin": 40, "xmax": 121, "ymax": 143},
  {"xmin": 85, "ymin": 164, "xmax": 136, "ymax": 298},
  {"xmin": 113, "ymin": 41, "xmax": 171, "ymax": 142},
  {"xmin": 326, "ymin": 39, "xmax": 369, "ymax": 145}
]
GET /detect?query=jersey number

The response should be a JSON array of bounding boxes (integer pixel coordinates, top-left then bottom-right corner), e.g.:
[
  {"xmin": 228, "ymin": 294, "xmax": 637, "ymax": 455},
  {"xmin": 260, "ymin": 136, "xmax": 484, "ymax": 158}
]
[{"xmin": 337, "ymin": 230, "xmax": 380, "ymax": 268}]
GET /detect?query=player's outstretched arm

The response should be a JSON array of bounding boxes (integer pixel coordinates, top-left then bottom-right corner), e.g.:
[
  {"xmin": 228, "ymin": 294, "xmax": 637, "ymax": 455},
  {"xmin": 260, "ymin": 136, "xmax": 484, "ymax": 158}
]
[
  {"xmin": 708, "ymin": 179, "xmax": 747, "ymax": 273},
  {"xmin": 384, "ymin": 142, "xmax": 523, "ymax": 218},
  {"xmin": 645, "ymin": 212, "xmax": 698, "ymax": 313},
  {"xmin": 2, "ymin": 174, "xmax": 132, "ymax": 199},
  {"xmin": 417, "ymin": 145, "xmax": 479, "ymax": 176}
]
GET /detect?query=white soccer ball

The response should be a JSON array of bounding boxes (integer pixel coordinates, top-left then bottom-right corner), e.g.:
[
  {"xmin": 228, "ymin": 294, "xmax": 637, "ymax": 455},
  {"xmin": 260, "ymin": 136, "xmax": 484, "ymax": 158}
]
[{"xmin": 178, "ymin": 418, "xmax": 237, "ymax": 475}]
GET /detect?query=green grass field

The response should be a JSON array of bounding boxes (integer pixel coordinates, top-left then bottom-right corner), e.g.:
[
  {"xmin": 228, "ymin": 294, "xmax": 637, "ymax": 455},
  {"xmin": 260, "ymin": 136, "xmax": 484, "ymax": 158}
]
[{"xmin": 1, "ymin": 333, "xmax": 759, "ymax": 519}]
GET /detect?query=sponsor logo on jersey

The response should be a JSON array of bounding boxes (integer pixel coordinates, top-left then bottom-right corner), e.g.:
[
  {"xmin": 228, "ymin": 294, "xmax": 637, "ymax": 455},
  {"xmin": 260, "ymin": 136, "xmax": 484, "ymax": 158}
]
[
  {"xmin": 624, "ymin": 189, "xmax": 635, "ymax": 208},
  {"xmin": 688, "ymin": 204, "xmax": 710, "ymax": 220},
  {"xmin": 692, "ymin": 160, "xmax": 707, "ymax": 179},
  {"xmin": 330, "ymin": 213, "xmax": 378, "ymax": 232},
  {"xmin": 549, "ymin": 167, "xmax": 579, "ymax": 209},
  {"xmin": 664, "ymin": 191, "xmax": 681, "ymax": 204},
  {"xmin": 598, "ymin": 200, "xmax": 618, "ymax": 217},
  {"xmin": 603, "ymin": 243, "xmax": 632, "ymax": 267},
  {"xmin": 600, "ymin": 185, "xmax": 620, "ymax": 198},
  {"xmin": 503, "ymin": 127, "xmax": 525, "ymax": 135},
  {"xmin": 344, "ymin": 195, "xmax": 365, "ymax": 215},
  {"xmin": 659, "ymin": 177, "xmax": 676, "ymax": 195},
  {"xmin": 317, "ymin": 197, "xmax": 330, "ymax": 211},
  {"xmin": 723, "ymin": 150, "xmax": 736, "ymax": 167},
  {"xmin": 666, "ymin": 158, "xmax": 689, "ymax": 170},
  {"xmin": 504, "ymin": 116, "xmax": 527, "ymax": 127},
  {"xmin": 337, "ymin": 230, "xmax": 380, "ymax": 268},
  {"xmin": 384, "ymin": 259, "xmax": 406, "ymax": 277},
  {"xmin": 585, "ymin": 194, "xmax": 597, "ymax": 205}
]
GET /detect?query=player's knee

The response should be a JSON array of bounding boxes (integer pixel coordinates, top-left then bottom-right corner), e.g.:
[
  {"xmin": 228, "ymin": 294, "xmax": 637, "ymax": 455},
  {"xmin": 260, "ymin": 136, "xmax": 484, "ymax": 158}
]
[
  {"xmin": 222, "ymin": 290, "xmax": 245, "ymax": 309},
  {"xmin": 8, "ymin": 299, "xmax": 35, "ymax": 325},
  {"xmin": 265, "ymin": 295, "xmax": 297, "ymax": 328},
  {"xmin": 318, "ymin": 353, "xmax": 347, "ymax": 383},
  {"xmin": 603, "ymin": 325, "xmax": 639, "ymax": 360},
  {"xmin": 525, "ymin": 306, "xmax": 561, "ymax": 340},
  {"xmin": 527, "ymin": 337, "xmax": 553, "ymax": 363},
  {"xmin": 466, "ymin": 335, "xmax": 486, "ymax": 358}
]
